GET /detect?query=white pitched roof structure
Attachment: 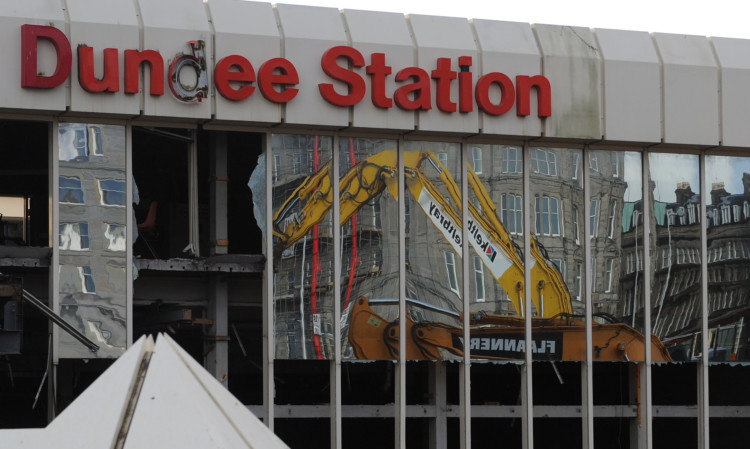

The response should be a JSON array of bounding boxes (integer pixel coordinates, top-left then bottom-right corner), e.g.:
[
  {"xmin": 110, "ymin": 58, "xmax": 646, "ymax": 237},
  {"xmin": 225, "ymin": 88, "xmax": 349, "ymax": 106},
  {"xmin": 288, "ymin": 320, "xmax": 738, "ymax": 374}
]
[{"xmin": 0, "ymin": 335, "xmax": 289, "ymax": 449}]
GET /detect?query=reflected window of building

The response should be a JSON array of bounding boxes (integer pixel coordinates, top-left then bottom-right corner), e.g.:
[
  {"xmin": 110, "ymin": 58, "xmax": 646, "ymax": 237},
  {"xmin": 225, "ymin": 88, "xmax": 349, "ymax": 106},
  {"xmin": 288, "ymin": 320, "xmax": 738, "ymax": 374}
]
[
  {"xmin": 590, "ymin": 199, "xmax": 599, "ymax": 238},
  {"xmin": 502, "ymin": 146, "xmax": 522, "ymax": 173},
  {"xmin": 60, "ymin": 176, "xmax": 84, "ymax": 204},
  {"xmin": 59, "ymin": 126, "xmax": 89, "ymax": 162},
  {"xmin": 575, "ymin": 263, "xmax": 582, "ymax": 301},
  {"xmin": 531, "ymin": 148, "xmax": 557, "ymax": 176},
  {"xmin": 73, "ymin": 127, "xmax": 87, "ymax": 156},
  {"xmin": 404, "ymin": 197, "xmax": 411, "ymax": 237},
  {"xmin": 89, "ymin": 126, "xmax": 103, "ymax": 156},
  {"xmin": 632, "ymin": 209, "xmax": 641, "ymax": 228},
  {"xmin": 444, "ymin": 251, "xmax": 459, "ymax": 294},
  {"xmin": 611, "ymin": 153, "xmax": 619, "ymax": 177},
  {"xmin": 437, "ymin": 152, "xmax": 448, "ymax": 167},
  {"xmin": 97, "ymin": 179, "xmax": 126, "ymax": 206},
  {"xmin": 371, "ymin": 202, "xmax": 381, "ymax": 228},
  {"xmin": 472, "ymin": 146, "xmax": 483, "ymax": 174},
  {"xmin": 687, "ymin": 204, "xmax": 696, "ymax": 224},
  {"xmin": 473, "ymin": 256, "xmax": 485, "ymax": 302},
  {"xmin": 293, "ymin": 151, "xmax": 301, "ymax": 175},
  {"xmin": 551, "ymin": 259, "xmax": 564, "ymax": 276},
  {"xmin": 573, "ymin": 205, "xmax": 580, "ymax": 244},
  {"xmin": 607, "ymin": 200, "xmax": 617, "ymax": 238},
  {"xmin": 59, "ymin": 124, "xmax": 105, "ymax": 162},
  {"xmin": 78, "ymin": 266, "xmax": 95, "ymax": 293},
  {"xmin": 273, "ymin": 153, "xmax": 280, "ymax": 182},
  {"xmin": 501, "ymin": 193, "xmax": 522, "ymax": 235},
  {"xmin": 604, "ymin": 259, "xmax": 615, "ymax": 293},
  {"xmin": 721, "ymin": 204, "xmax": 731, "ymax": 224},
  {"xmin": 591, "ymin": 257, "xmax": 597, "ymax": 288},
  {"xmin": 589, "ymin": 152, "xmax": 599, "ymax": 171},
  {"xmin": 677, "ymin": 207, "xmax": 686, "ymax": 225},
  {"xmin": 471, "ymin": 196, "xmax": 482, "ymax": 213},
  {"xmin": 104, "ymin": 223, "xmax": 126, "ymax": 251},
  {"xmin": 59, "ymin": 222, "xmax": 89, "ymax": 250},
  {"xmin": 535, "ymin": 196, "xmax": 560, "ymax": 236},
  {"xmin": 572, "ymin": 153, "xmax": 580, "ymax": 180}
]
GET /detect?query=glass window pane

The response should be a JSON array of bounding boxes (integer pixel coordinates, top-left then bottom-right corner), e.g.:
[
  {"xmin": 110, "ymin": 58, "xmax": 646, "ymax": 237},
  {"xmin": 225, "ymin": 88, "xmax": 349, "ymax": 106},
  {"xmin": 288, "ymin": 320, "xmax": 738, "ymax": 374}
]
[
  {"xmin": 272, "ymin": 134, "xmax": 334, "ymax": 360},
  {"xmin": 466, "ymin": 144, "xmax": 525, "ymax": 361},
  {"xmin": 529, "ymin": 147, "xmax": 584, "ymax": 359},
  {"xmin": 649, "ymin": 152, "xmax": 700, "ymax": 365},
  {"xmin": 56, "ymin": 123, "xmax": 127, "ymax": 358},
  {"xmin": 706, "ymin": 155, "xmax": 750, "ymax": 363}
]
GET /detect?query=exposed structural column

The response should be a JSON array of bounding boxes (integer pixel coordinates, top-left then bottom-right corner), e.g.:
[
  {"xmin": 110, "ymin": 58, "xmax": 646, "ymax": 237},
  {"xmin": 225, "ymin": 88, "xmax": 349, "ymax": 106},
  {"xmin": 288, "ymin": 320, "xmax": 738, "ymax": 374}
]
[
  {"xmin": 209, "ymin": 132, "xmax": 230, "ymax": 256},
  {"xmin": 428, "ymin": 363, "xmax": 448, "ymax": 449},
  {"xmin": 205, "ymin": 131, "xmax": 229, "ymax": 386}
]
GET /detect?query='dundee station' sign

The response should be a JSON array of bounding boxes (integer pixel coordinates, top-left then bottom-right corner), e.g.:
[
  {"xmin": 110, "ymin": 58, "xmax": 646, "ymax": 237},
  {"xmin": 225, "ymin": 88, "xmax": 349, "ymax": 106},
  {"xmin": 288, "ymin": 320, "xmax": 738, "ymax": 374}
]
[{"xmin": 21, "ymin": 24, "xmax": 551, "ymax": 117}]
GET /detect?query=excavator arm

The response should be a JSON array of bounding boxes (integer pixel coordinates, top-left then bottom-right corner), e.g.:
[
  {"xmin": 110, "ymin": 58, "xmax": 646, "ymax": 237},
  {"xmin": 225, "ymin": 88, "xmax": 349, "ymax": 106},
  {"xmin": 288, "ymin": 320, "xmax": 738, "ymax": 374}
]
[
  {"xmin": 272, "ymin": 147, "xmax": 671, "ymax": 362},
  {"xmin": 348, "ymin": 297, "xmax": 672, "ymax": 362},
  {"xmin": 273, "ymin": 151, "xmax": 398, "ymax": 249},
  {"xmin": 273, "ymin": 148, "xmax": 572, "ymax": 318},
  {"xmin": 467, "ymin": 168, "xmax": 572, "ymax": 316}
]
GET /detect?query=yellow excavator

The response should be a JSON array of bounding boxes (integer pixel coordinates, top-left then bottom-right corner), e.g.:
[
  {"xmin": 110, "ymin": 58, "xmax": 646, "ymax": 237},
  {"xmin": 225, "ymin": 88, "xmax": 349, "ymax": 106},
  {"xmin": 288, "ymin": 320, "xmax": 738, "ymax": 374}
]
[{"xmin": 273, "ymin": 149, "xmax": 671, "ymax": 362}]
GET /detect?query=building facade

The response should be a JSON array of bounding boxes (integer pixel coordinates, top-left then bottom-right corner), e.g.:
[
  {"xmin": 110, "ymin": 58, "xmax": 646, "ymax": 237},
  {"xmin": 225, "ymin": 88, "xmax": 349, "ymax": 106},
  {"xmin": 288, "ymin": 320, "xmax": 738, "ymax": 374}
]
[{"xmin": 1, "ymin": 1, "xmax": 750, "ymax": 448}]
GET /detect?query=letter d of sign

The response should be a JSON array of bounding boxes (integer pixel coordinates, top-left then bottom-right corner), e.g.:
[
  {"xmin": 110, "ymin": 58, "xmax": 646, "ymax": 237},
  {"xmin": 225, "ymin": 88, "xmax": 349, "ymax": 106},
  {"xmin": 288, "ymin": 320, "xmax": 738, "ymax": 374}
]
[
  {"xmin": 168, "ymin": 40, "xmax": 209, "ymax": 102},
  {"xmin": 21, "ymin": 25, "xmax": 72, "ymax": 89}
]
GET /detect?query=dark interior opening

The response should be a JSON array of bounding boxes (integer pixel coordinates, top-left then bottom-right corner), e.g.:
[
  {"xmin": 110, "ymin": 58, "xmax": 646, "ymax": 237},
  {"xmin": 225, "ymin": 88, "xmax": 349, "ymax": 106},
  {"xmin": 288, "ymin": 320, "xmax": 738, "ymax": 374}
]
[{"xmin": 0, "ymin": 121, "xmax": 49, "ymax": 248}]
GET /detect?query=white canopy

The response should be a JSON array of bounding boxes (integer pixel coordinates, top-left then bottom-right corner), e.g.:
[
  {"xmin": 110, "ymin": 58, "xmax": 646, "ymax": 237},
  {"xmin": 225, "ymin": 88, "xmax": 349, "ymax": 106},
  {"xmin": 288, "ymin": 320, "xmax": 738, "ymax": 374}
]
[{"xmin": 1, "ymin": 334, "xmax": 289, "ymax": 449}]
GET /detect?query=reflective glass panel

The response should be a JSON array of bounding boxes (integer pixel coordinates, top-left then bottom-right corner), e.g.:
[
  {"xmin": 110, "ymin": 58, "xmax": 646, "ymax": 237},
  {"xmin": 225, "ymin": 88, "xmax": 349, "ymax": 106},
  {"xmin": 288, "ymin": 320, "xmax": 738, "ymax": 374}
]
[
  {"xmin": 272, "ymin": 134, "xmax": 334, "ymax": 359},
  {"xmin": 648, "ymin": 153, "xmax": 702, "ymax": 362},
  {"xmin": 403, "ymin": 141, "xmax": 462, "ymax": 361},
  {"xmin": 528, "ymin": 147, "xmax": 584, "ymax": 361},
  {"xmin": 465, "ymin": 144, "xmax": 526, "ymax": 361},
  {"xmin": 590, "ymin": 150, "xmax": 648, "ymax": 362},
  {"xmin": 57, "ymin": 123, "xmax": 127, "ymax": 358},
  {"xmin": 706, "ymin": 155, "xmax": 750, "ymax": 363},
  {"xmin": 338, "ymin": 137, "xmax": 398, "ymax": 360}
]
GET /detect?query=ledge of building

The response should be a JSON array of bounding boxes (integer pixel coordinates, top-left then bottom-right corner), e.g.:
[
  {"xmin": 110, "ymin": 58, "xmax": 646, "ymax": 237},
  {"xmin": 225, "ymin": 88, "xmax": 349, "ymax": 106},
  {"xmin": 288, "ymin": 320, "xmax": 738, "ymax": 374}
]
[
  {"xmin": 136, "ymin": 254, "xmax": 265, "ymax": 273},
  {"xmin": 0, "ymin": 246, "xmax": 51, "ymax": 267}
]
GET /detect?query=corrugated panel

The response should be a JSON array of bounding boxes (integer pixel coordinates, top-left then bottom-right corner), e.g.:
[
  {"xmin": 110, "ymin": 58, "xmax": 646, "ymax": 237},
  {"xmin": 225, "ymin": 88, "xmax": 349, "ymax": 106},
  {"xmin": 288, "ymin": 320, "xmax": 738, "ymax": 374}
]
[
  {"xmin": 344, "ymin": 9, "xmax": 414, "ymax": 131},
  {"xmin": 138, "ymin": 0, "xmax": 212, "ymax": 119},
  {"xmin": 596, "ymin": 28, "xmax": 661, "ymax": 143},
  {"xmin": 208, "ymin": 0, "xmax": 282, "ymax": 124},
  {"xmin": 0, "ymin": 0, "xmax": 67, "ymax": 112},
  {"xmin": 472, "ymin": 20, "xmax": 543, "ymax": 137},
  {"xmin": 711, "ymin": 37, "xmax": 750, "ymax": 147},
  {"xmin": 653, "ymin": 33, "xmax": 719, "ymax": 146},
  {"xmin": 67, "ymin": 0, "xmax": 140, "ymax": 116},
  {"xmin": 533, "ymin": 24, "xmax": 603, "ymax": 140},
  {"xmin": 408, "ymin": 14, "xmax": 478, "ymax": 134},
  {"xmin": 275, "ymin": 4, "xmax": 348, "ymax": 127}
]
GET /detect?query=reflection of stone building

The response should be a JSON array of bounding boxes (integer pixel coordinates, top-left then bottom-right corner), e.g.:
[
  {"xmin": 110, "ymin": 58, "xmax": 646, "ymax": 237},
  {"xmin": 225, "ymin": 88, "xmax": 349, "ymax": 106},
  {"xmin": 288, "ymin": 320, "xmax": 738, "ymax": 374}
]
[
  {"xmin": 706, "ymin": 178, "xmax": 750, "ymax": 332},
  {"xmin": 271, "ymin": 134, "xmax": 336, "ymax": 359},
  {"xmin": 484, "ymin": 147, "xmax": 627, "ymax": 319},
  {"xmin": 273, "ymin": 143, "xmax": 637, "ymax": 359},
  {"xmin": 621, "ymin": 175, "xmax": 750, "ymax": 359},
  {"xmin": 57, "ymin": 124, "xmax": 128, "ymax": 358}
]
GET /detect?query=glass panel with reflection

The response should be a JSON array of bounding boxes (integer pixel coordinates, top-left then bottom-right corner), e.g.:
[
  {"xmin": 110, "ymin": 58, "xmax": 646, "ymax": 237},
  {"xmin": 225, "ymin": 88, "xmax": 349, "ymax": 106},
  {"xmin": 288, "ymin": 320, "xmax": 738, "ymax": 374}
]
[{"xmin": 57, "ymin": 123, "xmax": 127, "ymax": 358}]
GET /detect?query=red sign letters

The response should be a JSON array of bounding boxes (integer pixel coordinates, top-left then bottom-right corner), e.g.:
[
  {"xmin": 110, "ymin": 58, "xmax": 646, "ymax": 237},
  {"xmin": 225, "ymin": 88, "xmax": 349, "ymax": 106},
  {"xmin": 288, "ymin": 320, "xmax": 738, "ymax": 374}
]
[{"xmin": 21, "ymin": 24, "xmax": 551, "ymax": 117}]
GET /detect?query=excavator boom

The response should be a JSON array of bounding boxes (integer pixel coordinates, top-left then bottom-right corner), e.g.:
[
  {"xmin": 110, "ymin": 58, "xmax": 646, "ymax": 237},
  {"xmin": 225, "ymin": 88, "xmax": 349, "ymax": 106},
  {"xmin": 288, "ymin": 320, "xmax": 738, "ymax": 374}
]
[
  {"xmin": 274, "ymin": 149, "xmax": 575, "ymax": 318},
  {"xmin": 348, "ymin": 297, "xmax": 672, "ymax": 362},
  {"xmin": 272, "ymin": 147, "xmax": 670, "ymax": 362}
]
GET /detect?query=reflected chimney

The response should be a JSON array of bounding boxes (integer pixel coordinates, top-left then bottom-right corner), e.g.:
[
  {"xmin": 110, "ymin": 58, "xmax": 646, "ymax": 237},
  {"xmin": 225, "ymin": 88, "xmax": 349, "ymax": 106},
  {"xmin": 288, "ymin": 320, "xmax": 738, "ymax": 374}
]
[
  {"xmin": 710, "ymin": 182, "xmax": 728, "ymax": 206},
  {"xmin": 675, "ymin": 182, "xmax": 694, "ymax": 204}
]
